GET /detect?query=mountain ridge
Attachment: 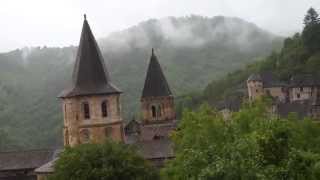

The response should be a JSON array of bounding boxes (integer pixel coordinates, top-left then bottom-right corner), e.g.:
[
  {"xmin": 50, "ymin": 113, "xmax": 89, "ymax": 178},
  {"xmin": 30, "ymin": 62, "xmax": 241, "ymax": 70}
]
[{"xmin": 0, "ymin": 15, "xmax": 283, "ymax": 150}]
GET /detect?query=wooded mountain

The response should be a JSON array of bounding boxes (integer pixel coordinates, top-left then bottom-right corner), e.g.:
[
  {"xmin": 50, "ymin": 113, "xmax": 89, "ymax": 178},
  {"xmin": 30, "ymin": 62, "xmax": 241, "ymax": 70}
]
[
  {"xmin": 0, "ymin": 15, "xmax": 282, "ymax": 150},
  {"xmin": 185, "ymin": 8, "xmax": 320, "ymax": 117}
]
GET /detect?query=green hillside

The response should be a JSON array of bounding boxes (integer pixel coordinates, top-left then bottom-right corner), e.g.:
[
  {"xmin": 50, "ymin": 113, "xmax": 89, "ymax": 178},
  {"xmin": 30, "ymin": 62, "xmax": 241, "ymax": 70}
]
[
  {"xmin": 0, "ymin": 15, "xmax": 282, "ymax": 150},
  {"xmin": 184, "ymin": 8, "xmax": 320, "ymax": 113}
]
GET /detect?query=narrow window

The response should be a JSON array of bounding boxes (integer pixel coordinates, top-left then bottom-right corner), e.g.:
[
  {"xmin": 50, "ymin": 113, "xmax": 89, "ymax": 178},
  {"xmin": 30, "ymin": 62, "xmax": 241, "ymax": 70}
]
[
  {"xmin": 81, "ymin": 129, "xmax": 90, "ymax": 143},
  {"xmin": 83, "ymin": 102, "xmax": 90, "ymax": 119},
  {"xmin": 101, "ymin": 100, "xmax": 108, "ymax": 117},
  {"xmin": 116, "ymin": 96, "xmax": 121, "ymax": 115},
  {"xmin": 157, "ymin": 105, "xmax": 162, "ymax": 117},
  {"xmin": 151, "ymin": 105, "xmax": 157, "ymax": 118},
  {"xmin": 300, "ymin": 87, "xmax": 303, "ymax": 92},
  {"xmin": 297, "ymin": 93, "xmax": 300, "ymax": 99}
]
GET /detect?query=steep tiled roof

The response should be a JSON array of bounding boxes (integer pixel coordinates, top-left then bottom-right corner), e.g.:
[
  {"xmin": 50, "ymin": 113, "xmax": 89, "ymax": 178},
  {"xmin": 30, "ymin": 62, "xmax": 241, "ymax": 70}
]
[
  {"xmin": 59, "ymin": 15, "xmax": 121, "ymax": 98},
  {"xmin": 0, "ymin": 149, "xmax": 56, "ymax": 171},
  {"xmin": 141, "ymin": 49, "xmax": 172, "ymax": 98}
]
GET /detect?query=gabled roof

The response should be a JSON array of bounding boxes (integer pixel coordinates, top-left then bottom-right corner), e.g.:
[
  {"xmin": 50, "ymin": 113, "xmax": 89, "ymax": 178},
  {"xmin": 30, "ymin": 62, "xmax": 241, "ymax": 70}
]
[
  {"xmin": 248, "ymin": 72, "xmax": 286, "ymax": 88},
  {"xmin": 59, "ymin": 15, "xmax": 121, "ymax": 98},
  {"xmin": 0, "ymin": 149, "xmax": 56, "ymax": 171},
  {"xmin": 141, "ymin": 49, "xmax": 172, "ymax": 98},
  {"xmin": 289, "ymin": 74, "xmax": 320, "ymax": 87}
]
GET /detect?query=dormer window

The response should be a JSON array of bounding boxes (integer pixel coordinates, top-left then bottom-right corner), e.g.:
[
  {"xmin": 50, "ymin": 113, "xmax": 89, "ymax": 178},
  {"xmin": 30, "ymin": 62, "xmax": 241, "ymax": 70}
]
[
  {"xmin": 101, "ymin": 100, "xmax": 108, "ymax": 117},
  {"xmin": 83, "ymin": 102, "xmax": 90, "ymax": 119}
]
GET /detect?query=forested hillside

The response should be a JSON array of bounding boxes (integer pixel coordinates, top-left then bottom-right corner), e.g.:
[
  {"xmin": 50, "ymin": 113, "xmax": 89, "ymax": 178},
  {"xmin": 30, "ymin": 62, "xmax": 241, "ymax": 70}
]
[
  {"xmin": 0, "ymin": 15, "xmax": 281, "ymax": 150},
  {"xmin": 184, "ymin": 8, "xmax": 320, "ymax": 112}
]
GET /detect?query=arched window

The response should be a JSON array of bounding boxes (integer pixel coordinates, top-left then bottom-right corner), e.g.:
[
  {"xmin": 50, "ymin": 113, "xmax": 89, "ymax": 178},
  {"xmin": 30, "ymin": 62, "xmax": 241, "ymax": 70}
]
[
  {"xmin": 101, "ymin": 100, "xmax": 108, "ymax": 117},
  {"xmin": 83, "ymin": 102, "xmax": 90, "ymax": 119},
  {"xmin": 151, "ymin": 105, "xmax": 157, "ymax": 118},
  {"xmin": 80, "ymin": 129, "xmax": 90, "ymax": 143}
]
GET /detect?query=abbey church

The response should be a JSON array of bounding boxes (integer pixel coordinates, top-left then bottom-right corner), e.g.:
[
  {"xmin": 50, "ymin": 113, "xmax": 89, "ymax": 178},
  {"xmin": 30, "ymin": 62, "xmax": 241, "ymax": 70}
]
[{"xmin": 0, "ymin": 16, "xmax": 176, "ymax": 180}]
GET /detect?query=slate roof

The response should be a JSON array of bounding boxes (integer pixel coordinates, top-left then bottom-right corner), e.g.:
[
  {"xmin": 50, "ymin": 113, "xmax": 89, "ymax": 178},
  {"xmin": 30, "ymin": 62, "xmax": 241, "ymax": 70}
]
[
  {"xmin": 34, "ymin": 159, "xmax": 57, "ymax": 174},
  {"xmin": 0, "ymin": 149, "xmax": 56, "ymax": 171},
  {"xmin": 141, "ymin": 49, "xmax": 172, "ymax": 98},
  {"xmin": 276, "ymin": 101, "xmax": 311, "ymax": 119},
  {"xmin": 59, "ymin": 15, "xmax": 121, "ymax": 98},
  {"xmin": 139, "ymin": 121, "xmax": 177, "ymax": 141},
  {"xmin": 135, "ymin": 138, "xmax": 174, "ymax": 160},
  {"xmin": 247, "ymin": 73, "xmax": 262, "ymax": 81},
  {"xmin": 216, "ymin": 96, "xmax": 243, "ymax": 112},
  {"xmin": 247, "ymin": 72, "xmax": 286, "ymax": 88},
  {"xmin": 289, "ymin": 74, "xmax": 320, "ymax": 87}
]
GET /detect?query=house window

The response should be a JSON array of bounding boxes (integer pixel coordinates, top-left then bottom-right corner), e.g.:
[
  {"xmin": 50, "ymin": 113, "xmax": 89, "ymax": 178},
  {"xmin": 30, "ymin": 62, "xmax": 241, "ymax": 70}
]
[
  {"xmin": 83, "ymin": 102, "xmax": 90, "ymax": 119},
  {"xmin": 297, "ymin": 93, "xmax": 300, "ymax": 99},
  {"xmin": 151, "ymin": 105, "xmax": 157, "ymax": 118},
  {"xmin": 101, "ymin": 100, "xmax": 108, "ymax": 117},
  {"xmin": 256, "ymin": 89, "xmax": 259, "ymax": 93},
  {"xmin": 300, "ymin": 87, "xmax": 303, "ymax": 92},
  {"xmin": 80, "ymin": 129, "xmax": 90, "ymax": 143}
]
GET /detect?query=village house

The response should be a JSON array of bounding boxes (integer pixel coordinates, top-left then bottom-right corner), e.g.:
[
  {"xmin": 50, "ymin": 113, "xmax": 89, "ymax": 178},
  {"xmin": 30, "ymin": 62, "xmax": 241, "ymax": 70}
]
[{"xmin": 247, "ymin": 72, "xmax": 320, "ymax": 119}]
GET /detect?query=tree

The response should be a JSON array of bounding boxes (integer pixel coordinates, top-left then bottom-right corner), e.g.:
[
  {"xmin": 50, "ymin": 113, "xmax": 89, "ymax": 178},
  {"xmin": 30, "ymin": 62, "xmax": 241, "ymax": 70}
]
[
  {"xmin": 304, "ymin": 7, "xmax": 319, "ymax": 26},
  {"xmin": 302, "ymin": 8, "xmax": 320, "ymax": 53},
  {"xmin": 162, "ymin": 100, "xmax": 320, "ymax": 179},
  {"xmin": 49, "ymin": 141, "xmax": 159, "ymax": 180}
]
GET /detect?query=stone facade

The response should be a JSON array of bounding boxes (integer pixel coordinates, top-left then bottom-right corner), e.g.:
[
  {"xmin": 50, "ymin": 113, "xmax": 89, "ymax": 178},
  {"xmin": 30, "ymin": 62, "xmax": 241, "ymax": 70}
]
[
  {"xmin": 247, "ymin": 80, "xmax": 264, "ymax": 101},
  {"xmin": 62, "ymin": 94, "xmax": 124, "ymax": 147},
  {"xmin": 141, "ymin": 96, "xmax": 175, "ymax": 123},
  {"xmin": 289, "ymin": 86, "xmax": 316, "ymax": 102},
  {"xmin": 264, "ymin": 87, "xmax": 287, "ymax": 102}
]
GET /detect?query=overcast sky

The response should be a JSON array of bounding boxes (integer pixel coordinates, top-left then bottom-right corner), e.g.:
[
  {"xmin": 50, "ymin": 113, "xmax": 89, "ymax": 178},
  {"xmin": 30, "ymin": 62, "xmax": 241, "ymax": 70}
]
[{"xmin": 0, "ymin": 0, "xmax": 319, "ymax": 52}]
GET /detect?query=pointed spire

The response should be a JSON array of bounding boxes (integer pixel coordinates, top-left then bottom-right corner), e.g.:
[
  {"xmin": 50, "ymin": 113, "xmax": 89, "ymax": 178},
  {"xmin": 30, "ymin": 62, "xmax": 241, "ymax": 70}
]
[
  {"xmin": 84, "ymin": 14, "xmax": 87, "ymax": 20},
  {"xmin": 141, "ymin": 49, "xmax": 172, "ymax": 98},
  {"xmin": 59, "ymin": 15, "xmax": 121, "ymax": 98}
]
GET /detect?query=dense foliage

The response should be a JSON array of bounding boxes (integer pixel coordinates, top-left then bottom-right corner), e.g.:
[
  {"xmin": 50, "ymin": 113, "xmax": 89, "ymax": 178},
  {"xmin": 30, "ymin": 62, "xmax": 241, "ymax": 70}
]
[
  {"xmin": 162, "ymin": 100, "xmax": 320, "ymax": 179},
  {"xmin": 0, "ymin": 16, "xmax": 281, "ymax": 150},
  {"xmin": 49, "ymin": 141, "xmax": 158, "ymax": 180}
]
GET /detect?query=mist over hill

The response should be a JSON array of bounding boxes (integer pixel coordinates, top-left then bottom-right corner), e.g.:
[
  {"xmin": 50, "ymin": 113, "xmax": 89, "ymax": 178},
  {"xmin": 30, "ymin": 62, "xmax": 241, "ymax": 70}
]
[{"xmin": 0, "ymin": 15, "xmax": 282, "ymax": 150}]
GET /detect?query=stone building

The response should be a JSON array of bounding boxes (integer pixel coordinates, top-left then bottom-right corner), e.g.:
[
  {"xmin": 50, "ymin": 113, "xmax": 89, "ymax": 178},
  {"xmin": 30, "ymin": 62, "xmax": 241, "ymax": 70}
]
[
  {"xmin": 125, "ymin": 49, "xmax": 176, "ymax": 166},
  {"xmin": 247, "ymin": 72, "xmax": 287, "ymax": 102},
  {"xmin": 0, "ymin": 150, "xmax": 58, "ymax": 180},
  {"xmin": 0, "ymin": 16, "xmax": 176, "ymax": 180},
  {"xmin": 246, "ymin": 72, "xmax": 320, "ymax": 119},
  {"xmin": 58, "ymin": 15, "xmax": 124, "ymax": 147}
]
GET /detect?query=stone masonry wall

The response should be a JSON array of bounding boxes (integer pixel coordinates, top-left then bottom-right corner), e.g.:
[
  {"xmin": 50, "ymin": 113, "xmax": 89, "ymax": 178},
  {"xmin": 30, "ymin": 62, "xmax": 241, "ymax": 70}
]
[
  {"xmin": 62, "ymin": 94, "xmax": 123, "ymax": 147},
  {"xmin": 141, "ymin": 96, "xmax": 175, "ymax": 123}
]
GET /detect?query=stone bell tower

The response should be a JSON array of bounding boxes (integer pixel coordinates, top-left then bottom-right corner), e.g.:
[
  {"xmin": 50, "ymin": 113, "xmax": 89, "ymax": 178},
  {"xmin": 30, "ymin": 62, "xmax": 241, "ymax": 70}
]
[
  {"xmin": 58, "ymin": 15, "xmax": 124, "ymax": 147},
  {"xmin": 141, "ymin": 49, "xmax": 175, "ymax": 124}
]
